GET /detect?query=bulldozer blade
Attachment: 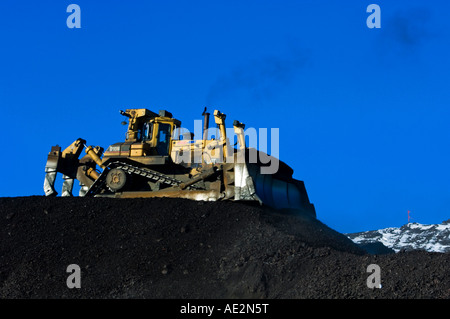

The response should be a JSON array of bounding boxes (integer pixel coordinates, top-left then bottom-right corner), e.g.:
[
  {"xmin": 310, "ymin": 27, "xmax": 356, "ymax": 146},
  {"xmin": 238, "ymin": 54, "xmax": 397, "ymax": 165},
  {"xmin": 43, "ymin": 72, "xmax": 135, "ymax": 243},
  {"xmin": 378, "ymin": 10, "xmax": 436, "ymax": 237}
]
[{"xmin": 247, "ymin": 163, "xmax": 316, "ymax": 217}]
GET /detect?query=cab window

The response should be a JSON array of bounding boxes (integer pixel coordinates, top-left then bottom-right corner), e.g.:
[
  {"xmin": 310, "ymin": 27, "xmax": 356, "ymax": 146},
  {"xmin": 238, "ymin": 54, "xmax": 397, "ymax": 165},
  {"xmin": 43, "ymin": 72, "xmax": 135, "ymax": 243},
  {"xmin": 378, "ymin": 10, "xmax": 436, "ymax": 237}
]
[
  {"xmin": 157, "ymin": 123, "xmax": 171, "ymax": 155},
  {"xmin": 142, "ymin": 122, "xmax": 153, "ymax": 142}
]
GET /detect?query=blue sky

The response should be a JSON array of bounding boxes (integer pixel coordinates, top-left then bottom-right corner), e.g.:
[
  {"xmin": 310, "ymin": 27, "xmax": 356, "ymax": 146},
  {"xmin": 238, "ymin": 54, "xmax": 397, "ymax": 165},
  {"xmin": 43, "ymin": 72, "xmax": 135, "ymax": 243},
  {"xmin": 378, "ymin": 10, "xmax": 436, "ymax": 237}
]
[{"xmin": 1, "ymin": 1, "xmax": 449, "ymax": 233}]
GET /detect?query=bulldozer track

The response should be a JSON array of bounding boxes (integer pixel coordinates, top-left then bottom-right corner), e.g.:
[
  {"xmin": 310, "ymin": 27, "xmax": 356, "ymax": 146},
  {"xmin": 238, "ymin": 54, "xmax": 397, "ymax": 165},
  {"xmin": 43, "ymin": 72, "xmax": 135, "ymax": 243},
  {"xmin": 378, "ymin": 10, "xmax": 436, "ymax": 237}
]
[{"xmin": 86, "ymin": 161, "xmax": 201, "ymax": 196}]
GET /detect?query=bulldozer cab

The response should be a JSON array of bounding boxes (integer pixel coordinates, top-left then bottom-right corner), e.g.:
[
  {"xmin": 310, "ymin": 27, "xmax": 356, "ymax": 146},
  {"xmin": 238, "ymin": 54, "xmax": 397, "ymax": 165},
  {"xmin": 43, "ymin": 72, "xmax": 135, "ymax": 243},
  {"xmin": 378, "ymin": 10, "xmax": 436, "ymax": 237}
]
[{"xmin": 118, "ymin": 109, "xmax": 180, "ymax": 157}]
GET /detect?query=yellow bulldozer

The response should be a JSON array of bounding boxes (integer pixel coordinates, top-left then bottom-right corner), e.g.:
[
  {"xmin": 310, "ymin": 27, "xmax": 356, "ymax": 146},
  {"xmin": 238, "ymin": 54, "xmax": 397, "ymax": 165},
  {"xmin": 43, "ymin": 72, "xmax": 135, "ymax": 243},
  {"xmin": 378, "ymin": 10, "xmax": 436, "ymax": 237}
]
[{"xmin": 44, "ymin": 108, "xmax": 316, "ymax": 217}]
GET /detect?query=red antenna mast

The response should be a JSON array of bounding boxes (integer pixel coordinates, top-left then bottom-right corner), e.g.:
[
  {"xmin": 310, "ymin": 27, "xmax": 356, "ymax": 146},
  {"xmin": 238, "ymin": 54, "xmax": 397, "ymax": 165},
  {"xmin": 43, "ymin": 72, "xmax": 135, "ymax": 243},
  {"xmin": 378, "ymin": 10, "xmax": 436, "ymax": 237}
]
[{"xmin": 408, "ymin": 210, "xmax": 411, "ymax": 223}]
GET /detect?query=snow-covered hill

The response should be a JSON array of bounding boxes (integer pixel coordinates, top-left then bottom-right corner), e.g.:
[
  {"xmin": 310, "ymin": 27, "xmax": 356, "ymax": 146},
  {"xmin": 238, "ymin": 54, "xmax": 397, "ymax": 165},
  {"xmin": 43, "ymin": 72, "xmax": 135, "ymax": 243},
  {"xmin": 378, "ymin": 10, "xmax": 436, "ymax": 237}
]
[{"xmin": 346, "ymin": 220, "xmax": 450, "ymax": 253}]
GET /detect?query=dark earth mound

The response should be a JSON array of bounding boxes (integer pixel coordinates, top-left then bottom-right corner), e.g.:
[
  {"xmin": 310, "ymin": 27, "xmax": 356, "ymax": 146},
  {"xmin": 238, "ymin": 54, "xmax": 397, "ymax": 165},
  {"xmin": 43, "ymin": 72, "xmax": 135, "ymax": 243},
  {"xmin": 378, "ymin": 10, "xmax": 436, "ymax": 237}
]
[{"xmin": 0, "ymin": 197, "xmax": 448, "ymax": 299}]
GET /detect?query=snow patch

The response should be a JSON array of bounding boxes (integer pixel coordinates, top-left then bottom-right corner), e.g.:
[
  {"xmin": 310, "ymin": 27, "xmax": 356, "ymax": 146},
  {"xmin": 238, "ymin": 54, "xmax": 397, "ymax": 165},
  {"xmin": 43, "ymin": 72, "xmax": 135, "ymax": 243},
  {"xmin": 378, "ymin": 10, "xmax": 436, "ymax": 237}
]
[{"xmin": 346, "ymin": 220, "xmax": 450, "ymax": 253}]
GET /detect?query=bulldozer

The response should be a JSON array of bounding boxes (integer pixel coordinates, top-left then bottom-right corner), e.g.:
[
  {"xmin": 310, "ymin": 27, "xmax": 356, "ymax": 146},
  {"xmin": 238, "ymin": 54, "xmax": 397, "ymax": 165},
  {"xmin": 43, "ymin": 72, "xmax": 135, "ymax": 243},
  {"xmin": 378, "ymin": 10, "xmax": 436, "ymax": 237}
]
[{"xmin": 44, "ymin": 108, "xmax": 316, "ymax": 217}]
